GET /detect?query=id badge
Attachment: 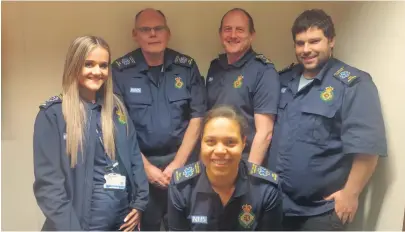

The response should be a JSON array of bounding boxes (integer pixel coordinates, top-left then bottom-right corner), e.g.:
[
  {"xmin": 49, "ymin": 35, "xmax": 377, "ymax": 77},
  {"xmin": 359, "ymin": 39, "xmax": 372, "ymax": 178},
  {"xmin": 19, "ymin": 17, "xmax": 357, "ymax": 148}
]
[{"xmin": 103, "ymin": 173, "xmax": 126, "ymax": 190}]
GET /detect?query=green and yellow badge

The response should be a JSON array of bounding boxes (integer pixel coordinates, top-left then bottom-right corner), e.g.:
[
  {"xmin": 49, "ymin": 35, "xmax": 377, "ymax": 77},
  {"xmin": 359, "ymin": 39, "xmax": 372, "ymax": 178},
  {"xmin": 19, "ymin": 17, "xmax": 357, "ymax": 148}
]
[
  {"xmin": 239, "ymin": 204, "xmax": 255, "ymax": 228},
  {"xmin": 116, "ymin": 107, "xmax": 127, "ymax": 125},
  {"xmin": 175, "ymin": 77, "xmax": 184, "ymax": 89},
  {"xmin": 320, "ymin": 86, "xmax": 334, "ymax": 102},
  {"xmin": 233, "ymin": 75, "xmax": 243, "ymax": 88}
]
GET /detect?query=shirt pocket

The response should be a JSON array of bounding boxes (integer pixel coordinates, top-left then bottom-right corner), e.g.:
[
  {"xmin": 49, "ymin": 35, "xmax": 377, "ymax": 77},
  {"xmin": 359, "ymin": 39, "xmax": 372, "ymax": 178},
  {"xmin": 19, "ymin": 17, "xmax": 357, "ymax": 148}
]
[
  {"xmin": 125, "ymin": 82, "xmax": 152, "ymax": 131},
  {"xmin": 297, "ymin": 104, "xmax": 338, "ymax": 145},
  {"xmin": 167, "ymin": 85, "xmax": 191, "ymax": 130}
]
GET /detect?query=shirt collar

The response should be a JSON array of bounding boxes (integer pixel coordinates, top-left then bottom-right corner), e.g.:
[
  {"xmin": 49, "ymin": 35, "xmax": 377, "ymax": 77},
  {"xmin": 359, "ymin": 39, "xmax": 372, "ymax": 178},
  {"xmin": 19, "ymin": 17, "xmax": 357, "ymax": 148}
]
[
  {"xmin": 196, "ymin": 161, "xmax": 248, "ymax": 197},
  {"xmin": 218, "ymin": 47, "xmax": 255, "ymax": 69},
  {"xmin": 292, "ymin": 58, "xmax": 336, "ymax": 82},
  {"xmin": 134, "ymin": 48, "xmax": 175, "ymax": 73}
]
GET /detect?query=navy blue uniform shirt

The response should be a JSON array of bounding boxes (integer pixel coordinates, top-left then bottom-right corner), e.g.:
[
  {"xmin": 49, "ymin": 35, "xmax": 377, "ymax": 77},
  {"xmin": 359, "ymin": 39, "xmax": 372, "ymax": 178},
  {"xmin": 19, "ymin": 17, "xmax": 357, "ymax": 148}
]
[
  {"xmin": 269, "ymin": 58, "xmax": 387, "ymax": 216},
  {"xmin": 33, "ymin": 94, "xmax": 149, "ymax": 231},
  {"xmin": 168, "ymin": 160, "xmax": 283, "ymax": 230},
  {"xmin": 206, "ymin": 48, "xmax": 280, "ymax": 157},
  {"xmin": 112, "ymin": 48, "xmax": 206, "ymax": 157},
  {"xmin": 87, "ymin": 101, "xmax": 131, "ymax": 230}
]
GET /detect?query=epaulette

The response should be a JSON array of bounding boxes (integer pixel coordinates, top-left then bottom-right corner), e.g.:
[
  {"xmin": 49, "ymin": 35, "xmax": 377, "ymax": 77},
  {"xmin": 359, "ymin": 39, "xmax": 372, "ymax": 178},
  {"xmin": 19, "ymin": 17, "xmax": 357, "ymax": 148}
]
[
  {"xmin": 278, "ymin": 63, "xmax": 296, "ymax": 75},
  {"xmin": 39, "ymin": 94, "xmax": 63, "ymax": 109},
  {"xmin": 112, "ymin": 55, "xmax": 137, "ymax": 71},
  {"xmin": 247, "ymin": 162, "xmax": 279, "ymax": 185},
  {"xmin": 173, "ymin": 54, "xmax": 194, "ymax": 68},
  {"xmin": 333, "ymin": 66, "xmax": 361, "ymax": 86},
  {"xmin": 255, "ymin": 54, "xmax": 273, "ymax": 64},
  {"xmin": 173, "ymin": 162, "xmax": 202, "ymax": 184}
]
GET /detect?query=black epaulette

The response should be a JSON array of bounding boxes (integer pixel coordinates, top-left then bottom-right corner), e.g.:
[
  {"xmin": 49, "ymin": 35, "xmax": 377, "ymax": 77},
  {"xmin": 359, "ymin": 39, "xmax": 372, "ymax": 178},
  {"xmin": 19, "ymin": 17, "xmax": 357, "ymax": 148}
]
[
  {"xmin": 255, "ymin": 54, "xmax": 273, "ymax": 64},
  {"xmin": 247, "ymin": 162, "xmax": 279, "ymax": 185},
  {"xmin": 333, "ymin": 66, "xmax": 361, "ymax": 86},
  {"xmin": 278, "ymin": 63, "xmax": 296, "ymax": 75},
  {"xmin": 173, "ymin": 54, "xmax": 194, "ymax": 68},
  {"xmin": 173, "ymin": 161, "xmax": 202, "ymax": 184},
  {"xmin": 112, "ymin": 55, "xmax": 137, "ymax": 71},
  {"xmin": 39, "ymin": 94, "xmax": 63, "ymax": 109}
]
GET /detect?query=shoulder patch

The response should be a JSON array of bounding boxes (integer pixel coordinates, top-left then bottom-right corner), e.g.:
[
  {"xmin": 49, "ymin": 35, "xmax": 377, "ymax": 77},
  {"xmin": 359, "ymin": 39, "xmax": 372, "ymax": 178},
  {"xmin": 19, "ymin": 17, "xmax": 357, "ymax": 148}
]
[
  {"xmin": 255, "ymin": 54, "xmax": 273, "ymax": 64},
  {"xmin": 173, "ymin": 162, "xmax": 202, "ymax": 184},
  {"xmin": 39, "ymin": 94, "xmax": 63, "ymax": 109},
  {"xmin": 174, "ymin": 54, "xmax": 194, "ymax": 68},
  {"xmin": 113, "ymin": 55, "xmax": 136, "ymax": 71},
  {"xmin": 333, "ymin": 66, "xmax": 360, "ymax": 86},
  {"xmin": 247, "ymin": 162, "xmax": 279, "ymax": 185},
  {"xmin": 278, "ymin": 63, "xmax": 296, "ymax": 75}
]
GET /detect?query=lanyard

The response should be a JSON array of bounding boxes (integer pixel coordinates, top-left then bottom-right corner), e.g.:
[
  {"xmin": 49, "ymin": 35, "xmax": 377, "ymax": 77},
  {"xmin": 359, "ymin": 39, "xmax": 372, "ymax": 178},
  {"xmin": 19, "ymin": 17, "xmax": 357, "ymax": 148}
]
[{"xmin": 96, "ymin": 128, "xmax": 119, "ymax": 173}]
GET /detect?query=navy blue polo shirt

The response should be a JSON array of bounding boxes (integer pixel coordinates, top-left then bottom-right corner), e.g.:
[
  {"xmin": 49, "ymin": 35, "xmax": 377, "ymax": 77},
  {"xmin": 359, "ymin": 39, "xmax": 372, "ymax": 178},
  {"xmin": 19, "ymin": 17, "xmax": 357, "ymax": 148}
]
[
  {"xmin": 112, "ymin": 48, "xmax": 206, "ymax": 157},
  {"xmin": 269, "ymin": 58, "xmax": 387, "ymax": 216},
  {"xmin": 206, "ymin": 48, "xmax": 280, "ymax": 157},
  {"xmin": 168, "ymin": 160, "xmax": 283, "ymax": 230}
]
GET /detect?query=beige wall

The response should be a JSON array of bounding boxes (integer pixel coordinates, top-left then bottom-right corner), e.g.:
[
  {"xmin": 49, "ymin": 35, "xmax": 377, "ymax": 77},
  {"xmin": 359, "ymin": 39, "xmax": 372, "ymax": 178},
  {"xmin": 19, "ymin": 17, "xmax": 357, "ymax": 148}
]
[{"xmin": 1, "ymin": 1, "xmax": 404, "ymax": 231}]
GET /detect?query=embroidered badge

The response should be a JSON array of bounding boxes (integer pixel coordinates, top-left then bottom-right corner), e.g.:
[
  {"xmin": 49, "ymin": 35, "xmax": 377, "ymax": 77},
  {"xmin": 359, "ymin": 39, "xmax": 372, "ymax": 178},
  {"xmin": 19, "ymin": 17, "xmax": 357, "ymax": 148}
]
[
  {"xmin": 174, "ymin": 55, "xmax": 193, "ymax": 67},
  {"xmin": 175, "ymin": 77, "xmax": 184, "ymax": 89},
  {"xmin": 339, "ymin": 71, "xmax": 350, "ymax": 79},
  {"xmin": 333, "ymin": 66, "xmax": 358, "ymax": 85},
  {"xmin": 191, "ymin": 216, "xmax": 208, "ymax": 224},
  {"xmin": 255, "ymin": 54, "xmax": 272, "ymax": 64},
  {"xmin": 239, "ymin": 204, "xmax": 255, "ymax": 228},
  {"xmin": 257, "ymin": 166, "xmax": 270, "ymax": 177},
  {"xmin": 249, "ymin": 163, "xmax": 279, "ymax": 184},
  {"xmin": 174, "ymin": 162, "xmax": 201, "ymax": 184},
  {"xmin": 40, "ymin": 93, "xmax": 63, "ymax": 108},
  {"xmin": 183, "ymin": 166, "xmax": 194, "ymax": 178},
  {"xmin": 116, "ymin": 107, "xmax": 127, "ymax": 124},
  {"xmin": 113, "ymin": 55, "xmax": 136, "ymax": 71},
  {"xmin": 320, "ymin": 86, "xmax": 334, "ymax": 102},
  {"xmin": 233, "ymin": 75, "xmax": 243, "ymax": 88}
]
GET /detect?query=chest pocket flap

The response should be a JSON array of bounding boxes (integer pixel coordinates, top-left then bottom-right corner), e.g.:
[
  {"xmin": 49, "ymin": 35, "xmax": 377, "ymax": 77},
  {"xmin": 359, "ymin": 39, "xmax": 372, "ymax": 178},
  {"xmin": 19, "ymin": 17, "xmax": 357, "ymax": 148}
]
[
  {"xmin": 167, "ymin": 87, "xmax": 191, "ymax": 102},
  {"xmin": 300, "ymin": 104, "xmax": 338, "ymax": 118}
]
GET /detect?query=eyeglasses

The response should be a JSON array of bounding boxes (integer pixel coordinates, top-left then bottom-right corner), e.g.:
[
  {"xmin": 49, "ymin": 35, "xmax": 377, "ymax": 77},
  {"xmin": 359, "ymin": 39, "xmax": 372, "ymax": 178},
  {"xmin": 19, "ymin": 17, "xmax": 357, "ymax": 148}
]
[{"xmin": 136, "ymin": 25, "xmax": 167, "ymax": 33}]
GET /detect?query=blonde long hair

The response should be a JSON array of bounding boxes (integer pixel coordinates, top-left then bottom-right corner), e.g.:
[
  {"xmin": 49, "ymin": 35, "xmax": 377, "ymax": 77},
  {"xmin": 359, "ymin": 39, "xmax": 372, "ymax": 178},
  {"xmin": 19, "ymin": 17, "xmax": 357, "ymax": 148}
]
[{"xmin": 61, "ymin": 35, "xmax": 127, "ymax": 167}]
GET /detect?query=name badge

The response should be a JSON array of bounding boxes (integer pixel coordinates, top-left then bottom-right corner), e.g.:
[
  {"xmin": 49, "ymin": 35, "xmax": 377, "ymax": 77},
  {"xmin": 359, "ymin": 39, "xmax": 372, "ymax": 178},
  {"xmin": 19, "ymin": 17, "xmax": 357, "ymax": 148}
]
[
  {"xmin": 104, "ymin": 173, "xmax": 126, "ymax": 190},
  {"xmin": 191, "ymin": 215, "xmax": 208, "ymax": 224}
]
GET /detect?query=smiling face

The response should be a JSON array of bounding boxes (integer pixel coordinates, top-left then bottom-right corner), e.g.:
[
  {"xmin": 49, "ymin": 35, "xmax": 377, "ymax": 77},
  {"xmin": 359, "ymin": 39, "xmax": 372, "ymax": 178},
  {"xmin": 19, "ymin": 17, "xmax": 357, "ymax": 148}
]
[
  {"xmin": 201, "ymin": 116, "xmax": 246, "ymax": 178},
  {"xmin": 294, "ymin": 27, "xmax": 335, "ymax": 77},
  {"xmin": 219, "ymin": 10, "xmax": 255, "ymax": 59},
  {"xmin": 78, "ymin": 46, "xmax": 109, "ymax": 96}
]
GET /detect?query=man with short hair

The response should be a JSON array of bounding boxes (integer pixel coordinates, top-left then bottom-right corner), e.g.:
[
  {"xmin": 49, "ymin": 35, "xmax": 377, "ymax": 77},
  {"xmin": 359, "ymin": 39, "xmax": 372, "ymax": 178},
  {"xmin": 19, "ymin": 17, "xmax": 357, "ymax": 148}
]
[
  {"xmin": 112, "ymin": 8, "xmax": 206, "ymax": 230},
  {"xmin": 270, "ymin": 9, "xmax": 387, "ymax": 230},
  {"xmin": 206, "ymin": 8, "xmax": 280, "ymax": 166}
]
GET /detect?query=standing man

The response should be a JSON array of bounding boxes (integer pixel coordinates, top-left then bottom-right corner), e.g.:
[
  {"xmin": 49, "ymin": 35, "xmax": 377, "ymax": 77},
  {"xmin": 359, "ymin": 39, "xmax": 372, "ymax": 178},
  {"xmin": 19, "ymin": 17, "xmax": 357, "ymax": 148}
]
[
  {"xmin": 112, "ymin": 8, "xmax": 206, "ymax": 230},
  {"xmin": 206, "ymin": 8, "xmax": 280, "ymax": 165},
  {"xmin": 270, "ymin": 9, "xmax": 387, "ymax": 230}
]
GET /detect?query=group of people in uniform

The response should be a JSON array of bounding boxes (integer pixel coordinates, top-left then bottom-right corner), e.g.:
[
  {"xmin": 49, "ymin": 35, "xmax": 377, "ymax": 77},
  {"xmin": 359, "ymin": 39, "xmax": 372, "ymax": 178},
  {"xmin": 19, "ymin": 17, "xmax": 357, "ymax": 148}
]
[{"xmin": 33, "ymin": 6, "xmax": 387, "ymax": 231}]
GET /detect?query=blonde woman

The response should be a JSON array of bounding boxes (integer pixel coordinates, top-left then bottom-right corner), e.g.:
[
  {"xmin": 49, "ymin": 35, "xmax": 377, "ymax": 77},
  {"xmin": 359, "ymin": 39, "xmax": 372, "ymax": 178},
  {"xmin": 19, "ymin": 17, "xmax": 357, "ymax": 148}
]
[{"xmin": 33, "ymin": 35, "xmax": 148, "ymax": 231}]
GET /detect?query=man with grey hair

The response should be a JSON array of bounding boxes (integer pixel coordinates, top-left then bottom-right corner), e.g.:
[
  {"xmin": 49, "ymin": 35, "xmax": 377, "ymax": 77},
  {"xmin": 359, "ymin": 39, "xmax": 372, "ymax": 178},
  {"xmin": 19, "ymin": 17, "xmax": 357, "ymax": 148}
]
[{"xmin": 112, "ymin": 8, "xmax": 206, "ymax": 230}]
